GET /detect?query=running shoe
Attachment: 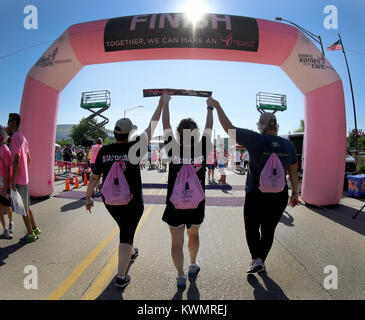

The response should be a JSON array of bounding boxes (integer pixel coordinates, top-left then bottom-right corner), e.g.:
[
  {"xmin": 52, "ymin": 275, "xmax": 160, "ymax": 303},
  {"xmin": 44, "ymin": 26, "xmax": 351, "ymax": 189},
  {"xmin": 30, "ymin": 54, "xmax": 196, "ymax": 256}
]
[
  {"xmin": 247, "ymin": 258, "xmax": 265, "ymax": 273},
  {"xmin": 2, "ymin": 229, "xmax": 13, "ymax": 240},
  {"xmin": 32, "ymin": 227, "xmax": 41, "ymax": 236},
  {"xmin": 130, "ymin": 248, "xmax": 139, "ymax": 262},
  {"xmin": 188, "ymin": 263, "xmax": 200, "ymax": 275},
  {"xmin": 20, "ymin": 233, "xmax": 38, "ymax": 243},
  {"xmin": 115, "ymin": 274, "xmax": 131, "ymax": 288},
  {"xmin": 176, "ymin": 274, "xmax": 187, "ymax": 288},
  {"xmin": 9, "ymin": 222, "xmax": 14, "ymax": 233}
]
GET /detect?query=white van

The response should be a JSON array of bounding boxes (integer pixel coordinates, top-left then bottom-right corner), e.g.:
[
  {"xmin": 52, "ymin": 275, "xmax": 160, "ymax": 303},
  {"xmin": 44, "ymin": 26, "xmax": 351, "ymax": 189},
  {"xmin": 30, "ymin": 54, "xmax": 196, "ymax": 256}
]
[{"xmin": 280, "ymin": 132, "xmax": 357, "ymax": 189}]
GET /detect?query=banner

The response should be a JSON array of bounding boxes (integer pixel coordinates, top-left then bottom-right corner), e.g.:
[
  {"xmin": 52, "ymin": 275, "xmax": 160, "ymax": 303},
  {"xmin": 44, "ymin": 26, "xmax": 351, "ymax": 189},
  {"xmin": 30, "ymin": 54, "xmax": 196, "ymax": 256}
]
[
  {"xmin": 143, "ymin": 89, "xmax": 212, "ymax": 97},
  {"xmin": 104, "ymin": 13, "xmax": 259, "ymax": 52}
]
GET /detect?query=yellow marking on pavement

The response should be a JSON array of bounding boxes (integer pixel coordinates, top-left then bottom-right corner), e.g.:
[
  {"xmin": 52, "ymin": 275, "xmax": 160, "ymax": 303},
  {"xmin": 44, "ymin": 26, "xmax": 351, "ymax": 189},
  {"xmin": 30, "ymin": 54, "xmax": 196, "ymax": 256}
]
[
  {"xmin": 46, "ymin": 226, "xmax": 119, "ymax": 300},
  {"xmin": 81, "ymin": 185, "xmax": 165, "ymax": 300}
]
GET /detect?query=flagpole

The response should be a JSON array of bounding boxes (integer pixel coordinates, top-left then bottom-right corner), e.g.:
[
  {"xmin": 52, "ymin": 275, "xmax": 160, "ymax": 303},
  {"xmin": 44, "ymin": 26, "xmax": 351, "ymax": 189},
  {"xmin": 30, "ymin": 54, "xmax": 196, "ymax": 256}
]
[{"xmin": 338, "ymin": 33, "xmax": 358, "ymax": 151}]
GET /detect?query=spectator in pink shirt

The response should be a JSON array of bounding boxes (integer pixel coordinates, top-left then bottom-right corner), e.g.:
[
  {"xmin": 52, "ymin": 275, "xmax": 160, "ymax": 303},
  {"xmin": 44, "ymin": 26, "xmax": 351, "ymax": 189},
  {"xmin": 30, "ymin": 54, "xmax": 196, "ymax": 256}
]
[
  {"xmin": 7, "ymin": 113, "xmax": 41, "ymax": 243},
  {"xmin": 0, "ymin": 125, "xmax": 14, "ymax": 239}
]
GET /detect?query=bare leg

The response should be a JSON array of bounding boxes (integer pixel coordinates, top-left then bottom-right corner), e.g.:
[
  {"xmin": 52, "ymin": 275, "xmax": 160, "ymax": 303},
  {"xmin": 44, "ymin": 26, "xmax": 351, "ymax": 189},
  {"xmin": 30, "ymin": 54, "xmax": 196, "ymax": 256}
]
[
  {"xmin": 0, "ymin": 204, "xmax": 5, "ymax": 229},
  {"xmin": 169, "ymin": 226, "xmax": 185, "ymax": 277},
  {"xmin": 5, "ymin": 206, "xmax": 13, "ymax": 223},
  {"xmin": 187, "ymin": 225, "xmax": 200, "ymax": 264},
  {"xmin": 22, "ymin": 215, "xmax": 33, "ymax": 234},
  {"xmin": 27, "ymin": 207, "xmax": 37, "ymax": 229},
  {"xmin": 118, "ymin": 243, "xmax": 133, "ymax": 277}
]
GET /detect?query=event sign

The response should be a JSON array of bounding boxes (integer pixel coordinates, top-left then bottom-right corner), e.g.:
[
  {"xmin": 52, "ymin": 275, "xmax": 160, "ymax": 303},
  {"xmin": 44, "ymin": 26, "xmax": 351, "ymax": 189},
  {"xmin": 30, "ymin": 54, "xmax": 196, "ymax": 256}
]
[
  {"xmin": 143, "ymin": 89, "xmax": 212, "ymax": 97},
  {"xmin": 104, "ymin": 13, "xmax": 259, "ymax": 52}
]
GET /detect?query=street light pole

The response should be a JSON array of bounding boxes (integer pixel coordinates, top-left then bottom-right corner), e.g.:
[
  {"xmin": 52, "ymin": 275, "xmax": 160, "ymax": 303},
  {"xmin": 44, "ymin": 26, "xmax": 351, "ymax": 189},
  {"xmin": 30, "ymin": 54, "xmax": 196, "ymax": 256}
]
[
  {"xmin": 123, "ymin": 106, "xmax": 144, "ymax": 118},
  {"xmin": 275, "ymin": 17, "xmax": 325, "ymax": 57}
]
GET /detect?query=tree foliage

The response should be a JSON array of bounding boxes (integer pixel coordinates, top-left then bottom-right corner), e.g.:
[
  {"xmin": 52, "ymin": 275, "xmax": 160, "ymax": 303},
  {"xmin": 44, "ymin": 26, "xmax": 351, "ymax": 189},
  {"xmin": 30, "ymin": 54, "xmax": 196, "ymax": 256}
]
[
  {"xmin": 347, "ymin": 129, "xmax": 365, "ymax": 150},
  {"xmin": 70, "ymin": 118, "xmax": 107, "ymax": 146},
  {"xmin": 293, "ymin": 120, "xmax": 305, "ymax": 133}
]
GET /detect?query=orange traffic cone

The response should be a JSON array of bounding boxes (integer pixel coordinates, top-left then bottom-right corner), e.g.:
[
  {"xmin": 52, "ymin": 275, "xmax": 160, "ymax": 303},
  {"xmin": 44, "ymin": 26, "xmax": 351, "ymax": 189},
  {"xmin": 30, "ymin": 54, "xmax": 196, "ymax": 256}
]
[
  {"xmin": 54, "ymin": 173, "xmax": 56, "ymax": 181},
  {"xmin": 70, "ymin": 175, "xmax": 74, "ymax": 185},
  {"xmin": 83, "ymin": 173, "xmax": 88, "ymax": 186},
  {"xmin": 65, "ymin": 178, "xmax": 70, "ymax": 191},
  {"xmin": 78, "ymin": 167, "xmax": 81, "ymax": 176},
  {"xmin": 74, "ymin": 176, "xmax": 80, "ymax": 189}
]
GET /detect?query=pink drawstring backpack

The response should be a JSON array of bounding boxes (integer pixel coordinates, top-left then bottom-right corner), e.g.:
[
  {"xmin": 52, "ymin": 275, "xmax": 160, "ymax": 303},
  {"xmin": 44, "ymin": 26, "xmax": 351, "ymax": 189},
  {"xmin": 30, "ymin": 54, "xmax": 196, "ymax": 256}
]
[
  {"xmin": 259, "ymin": 138, "xmax": 286, "ymax": 193},
  {"xmin": 101, "ymin": 161, "xmax": 133, "ymax": 205},
  {"xmin": 170, "ymin": 164, "xmax": 205, "ymax": 210}
]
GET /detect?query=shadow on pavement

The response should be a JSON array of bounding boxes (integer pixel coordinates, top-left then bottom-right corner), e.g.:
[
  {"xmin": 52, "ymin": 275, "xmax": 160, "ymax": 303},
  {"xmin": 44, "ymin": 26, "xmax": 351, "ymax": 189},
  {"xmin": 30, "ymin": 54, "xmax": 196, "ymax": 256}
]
[
  {"xmin": 172, "ymin": 287, "xmax": 186, "ymax": 300},
  {"xmin": 187, "ymin": 274, "xmax": 200, "ymax": 300},
  {"xmin": 247, "ymin": 272, "xmax": 289, "ymax": 300},
  {"xmin": 30, "ymin": 195, "xmax": 50, "ymax": 205},
  {"xmin": 305, "ymin": 203, "xmax": 365, "ymax": 236},
  {"xmin": 0, "ymin": 241, "xmax": 27, "ymax": 267},
  {"xmin": 280, "ymin": 210, "xmax": 294, "ymax": 227},
  {"xmin": 60, "ymin": 199, "xmax": 85, "ymax": 212},
  {"xmin": 96, "ymin": 260, "xmax": 135, "ymax": 300}
]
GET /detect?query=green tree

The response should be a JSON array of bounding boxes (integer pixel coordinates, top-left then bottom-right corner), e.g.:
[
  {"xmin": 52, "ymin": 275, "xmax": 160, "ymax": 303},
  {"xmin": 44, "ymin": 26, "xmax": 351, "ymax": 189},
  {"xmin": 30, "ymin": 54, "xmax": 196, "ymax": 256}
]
[
  {"xmin": 347, "ymin": 129, "xmax": 365, "ymax": 150},
  {"xmin": 70, "ymin": 118, "xmax": 107, "ymax": 146},
  {"xmin": 56, "ymin": 139, "xmax": 71, "ymax": 147},
  {"xmin": 293, "ymin": 120, "xmax": 305, "ymax": 133}
]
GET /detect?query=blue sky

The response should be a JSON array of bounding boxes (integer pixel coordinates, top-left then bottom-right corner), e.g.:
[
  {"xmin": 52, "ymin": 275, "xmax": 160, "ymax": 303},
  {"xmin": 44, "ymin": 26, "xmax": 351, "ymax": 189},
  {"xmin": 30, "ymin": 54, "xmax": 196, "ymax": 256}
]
[{"xmin": 0, "ymin": 0, "xmax": 364, "ymax": 139}]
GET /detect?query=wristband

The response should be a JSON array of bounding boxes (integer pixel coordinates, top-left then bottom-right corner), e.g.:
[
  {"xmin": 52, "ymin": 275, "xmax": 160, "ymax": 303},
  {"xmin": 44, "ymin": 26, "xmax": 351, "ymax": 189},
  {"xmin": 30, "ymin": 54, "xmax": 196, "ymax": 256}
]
[
  {"xmin": 207, "ymin": 106, "xmax": 214, "ymax": 111},
  {"xmin": 292, "ymin": 191, "xmax": 299, "ymax": 195}
]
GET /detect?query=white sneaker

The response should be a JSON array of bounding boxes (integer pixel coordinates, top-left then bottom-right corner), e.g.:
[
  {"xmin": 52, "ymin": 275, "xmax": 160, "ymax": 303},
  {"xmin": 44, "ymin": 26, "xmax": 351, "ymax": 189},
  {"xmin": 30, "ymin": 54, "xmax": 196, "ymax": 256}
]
[
  {"xmin": 247, "ymin": 258, "xmax": 265, "ymax": 273},
  {"xmin": 9, "ymin": 222, "xmax": 14, "ymax": 233},
  {"xmin": 188, "ymin": 263, "xmax": 201, "ymax": 275},
  {"xmin": 2, "ymin": 229, "xmax": 13, "ymax": 240}
]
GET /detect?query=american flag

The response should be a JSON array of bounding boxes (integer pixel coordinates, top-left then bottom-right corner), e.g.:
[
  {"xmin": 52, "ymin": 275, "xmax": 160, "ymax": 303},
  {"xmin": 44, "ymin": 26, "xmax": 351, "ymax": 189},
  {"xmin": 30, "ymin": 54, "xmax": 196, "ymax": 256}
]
[{"xmin": 327, "ymin": 39, "xmax": 343, "ymax": 51}]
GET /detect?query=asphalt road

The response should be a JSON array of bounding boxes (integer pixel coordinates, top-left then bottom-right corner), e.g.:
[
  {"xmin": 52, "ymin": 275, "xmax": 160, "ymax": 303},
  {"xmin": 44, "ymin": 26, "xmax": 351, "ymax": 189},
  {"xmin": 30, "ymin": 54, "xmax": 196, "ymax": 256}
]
[{"xmin": 1, "ymin": 168, "xmax": 365, "ymax": 300}]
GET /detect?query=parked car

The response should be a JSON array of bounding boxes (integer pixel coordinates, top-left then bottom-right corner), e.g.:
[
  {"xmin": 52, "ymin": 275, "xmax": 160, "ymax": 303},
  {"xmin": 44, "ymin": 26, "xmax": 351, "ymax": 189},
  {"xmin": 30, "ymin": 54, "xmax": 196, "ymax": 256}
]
[{"xmin": 280, "ymin": 132, "xmax": 356, "ymax": 190}]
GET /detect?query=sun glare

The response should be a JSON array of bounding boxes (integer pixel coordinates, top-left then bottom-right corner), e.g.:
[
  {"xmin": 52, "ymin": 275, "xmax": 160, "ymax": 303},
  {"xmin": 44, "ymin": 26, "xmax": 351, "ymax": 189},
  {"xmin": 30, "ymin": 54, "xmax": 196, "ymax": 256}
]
[{"xmin": 181, "ymin": 0, "xmax": 211, "ymax": 23}]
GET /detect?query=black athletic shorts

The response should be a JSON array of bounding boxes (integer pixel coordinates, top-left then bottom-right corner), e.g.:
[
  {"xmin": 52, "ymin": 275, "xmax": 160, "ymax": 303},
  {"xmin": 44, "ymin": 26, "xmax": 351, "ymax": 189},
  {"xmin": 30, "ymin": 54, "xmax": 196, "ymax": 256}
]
[
  {"xmin": 162, "ymin": 201, "xmax": 205, "ymax": 230},
  {"xmin": 103, "ymin": 197, "xmax": 144, "ymax": 245},
  {"xmin": 0, "ymin": 189, "xmax": 11, "ymax": 207}
]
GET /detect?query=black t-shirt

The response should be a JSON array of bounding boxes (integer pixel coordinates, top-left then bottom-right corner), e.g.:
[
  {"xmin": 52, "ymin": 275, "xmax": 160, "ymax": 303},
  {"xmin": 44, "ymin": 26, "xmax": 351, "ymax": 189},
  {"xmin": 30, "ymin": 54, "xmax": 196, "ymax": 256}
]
[
  {"xmin": 164, "ymin": 134, "xmax": 212, "ymax": 213},
  {"xmin": 63, "ymin": 148, "xmax": 72, "ymax": 162},
  {"xmin": 92, "ymin": 140, "xmax": 146, "ymax": 203}
]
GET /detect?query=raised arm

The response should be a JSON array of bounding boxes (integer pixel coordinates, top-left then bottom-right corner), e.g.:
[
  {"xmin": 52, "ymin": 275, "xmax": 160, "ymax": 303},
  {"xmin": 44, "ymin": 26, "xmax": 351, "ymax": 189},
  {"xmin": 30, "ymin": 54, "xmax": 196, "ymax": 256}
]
[
  {"xmin": 161, "ymin": 93, "xmax": 172, "ymax": 133},
  {"xmin": 204, "ymin": 99, "xmax": 213, "ymax": 131},
  {"xmin": 144, "ymin": 96, "xmax": 164, "ymax": 142},
  {"xmin": 207, "ymin": 97, "xmax": 235, "ymax": 134}
]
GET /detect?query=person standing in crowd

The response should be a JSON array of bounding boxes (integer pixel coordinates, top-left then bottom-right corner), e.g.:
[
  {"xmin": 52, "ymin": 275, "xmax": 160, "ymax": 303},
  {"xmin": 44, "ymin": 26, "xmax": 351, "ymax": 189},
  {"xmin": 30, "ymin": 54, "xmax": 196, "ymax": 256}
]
[
  {"xmin": 7, "ymin": 113, "xmax": 41, "ymax": 243},
  {"xmin": 63, "ymin": 144, "xmax": 73, "ymax": 174},
  {"xmin": 90, "ymin": 138, "xmax": 103, "ymax": 197},
  {"xmin": 235, "ymin": 148, "xmax": 242, "ymax": 171},
  {"xmin": 161, "ymin": 94, "xmax": 213, "ymax": 288},
  {"xmin": 206, "ymin": 147, "xmax": 217, "ymax": 183},
  {"xmin": 0, "ymin": 125, "xmax": 14, "ymax": 239},
  {"xmin": 241, "ymin": 148, "xmax": 250, "ymax": 175},
  {"xmin": 85, "ymin": 97, "xmax": 164, "ymax": 289},
  {"xmin": 217, "ymin": 150, "xmax": 227, "ymax": 185},
  {"xmin": 209, "ymin": 98, "xmax": 299, "ymax": 274},
  {"xmin": 55, "ymin": 146, "xmax": 63, "ymax": 173}
]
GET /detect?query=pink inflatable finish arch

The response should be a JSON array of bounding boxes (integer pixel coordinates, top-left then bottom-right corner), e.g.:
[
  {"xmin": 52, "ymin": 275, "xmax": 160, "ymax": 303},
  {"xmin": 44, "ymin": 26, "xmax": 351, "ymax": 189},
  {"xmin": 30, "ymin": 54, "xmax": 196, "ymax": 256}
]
[{"xmin": 20, "ymin": 13, "xmax": 346, "ymax": 205}]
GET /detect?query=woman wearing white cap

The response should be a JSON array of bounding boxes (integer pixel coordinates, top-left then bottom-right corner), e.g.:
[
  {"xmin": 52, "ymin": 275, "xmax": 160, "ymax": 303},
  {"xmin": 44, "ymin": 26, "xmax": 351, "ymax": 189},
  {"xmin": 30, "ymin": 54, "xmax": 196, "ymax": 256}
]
[
  {"xmin": 209, "ymin": 98, "xmax": 299, "ymax": 274},
  {"xmin": 84, "ymin": 97, "xmax": 164, "ymax": 289}
]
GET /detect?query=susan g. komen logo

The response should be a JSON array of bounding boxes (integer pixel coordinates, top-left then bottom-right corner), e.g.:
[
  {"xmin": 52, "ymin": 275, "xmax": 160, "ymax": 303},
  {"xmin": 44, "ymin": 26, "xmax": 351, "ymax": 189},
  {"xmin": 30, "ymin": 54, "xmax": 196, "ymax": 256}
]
[
  {"xmin": 220, "ymin": 32, "xmax": 256, "ymax": 49},
  {"xmin": 35, "ymin": 46, "xmax": 72, "ymax": 68}
]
